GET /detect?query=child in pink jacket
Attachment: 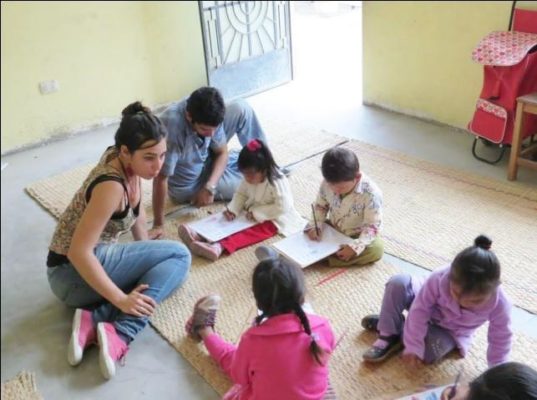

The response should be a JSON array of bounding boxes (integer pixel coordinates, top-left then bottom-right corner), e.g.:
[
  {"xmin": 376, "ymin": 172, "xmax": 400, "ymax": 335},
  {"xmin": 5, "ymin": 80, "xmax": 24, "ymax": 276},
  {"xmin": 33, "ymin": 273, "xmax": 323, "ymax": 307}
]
[
  {"xmin": 361, "ymin": 235, "xmax": 512, "ymax": 368},
  {"xmin": 185, "ymin": 254, "xmax": 336, "ymax": 400}
]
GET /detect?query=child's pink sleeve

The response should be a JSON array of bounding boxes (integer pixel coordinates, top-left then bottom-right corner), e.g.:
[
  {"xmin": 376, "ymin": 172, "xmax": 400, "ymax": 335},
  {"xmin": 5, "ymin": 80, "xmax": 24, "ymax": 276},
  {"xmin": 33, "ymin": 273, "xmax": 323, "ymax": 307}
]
[
  {"xmin": 229, "ymin": 332, "xmax": 255, "ymax": 386},
  {"xmin": 403, "ymin": 277, "xmax": 438, "ymax": 359}
]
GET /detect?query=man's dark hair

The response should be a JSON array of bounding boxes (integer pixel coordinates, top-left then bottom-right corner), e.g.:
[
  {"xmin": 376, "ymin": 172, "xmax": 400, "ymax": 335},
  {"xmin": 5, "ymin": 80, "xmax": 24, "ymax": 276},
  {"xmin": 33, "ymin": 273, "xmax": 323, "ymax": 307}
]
[{"xmin": 186, "ymin": 87, "xmax": 225, "ymax": 126}]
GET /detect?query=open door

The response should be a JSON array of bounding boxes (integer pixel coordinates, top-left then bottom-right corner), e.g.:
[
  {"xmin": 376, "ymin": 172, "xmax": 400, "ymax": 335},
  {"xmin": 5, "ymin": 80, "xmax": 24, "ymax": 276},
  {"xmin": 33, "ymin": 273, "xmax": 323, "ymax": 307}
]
[{"xmin": 199, "ymin": 1, "xmax": 293, "ymax": 100}]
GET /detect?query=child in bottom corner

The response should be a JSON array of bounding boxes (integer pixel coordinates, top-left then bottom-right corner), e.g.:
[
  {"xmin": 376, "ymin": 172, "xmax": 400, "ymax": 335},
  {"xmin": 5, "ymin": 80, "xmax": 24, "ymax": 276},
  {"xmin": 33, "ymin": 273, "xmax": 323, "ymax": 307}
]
[
  {"xmin": 306, "ymin": 147, "xmax": 384, "ymax": 267},
  {"xmin": 184, "ymin": 255, "xmax": 337, "ymax": 400},
  {"xmin": 440, "ymin": 361, "xmax": 537, "ymax": 400},
  {"xmin": 361, "ymin": 235, "xmax": 512, "ymax": 368},
  {"xmin": 177, "ymin": 138, "xmax": 305, "ymax": 261}
]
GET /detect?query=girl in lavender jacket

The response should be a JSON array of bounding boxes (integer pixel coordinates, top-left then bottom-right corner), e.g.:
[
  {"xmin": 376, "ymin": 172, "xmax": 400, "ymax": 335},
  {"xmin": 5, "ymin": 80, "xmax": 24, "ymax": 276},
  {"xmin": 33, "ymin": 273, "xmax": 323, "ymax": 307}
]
[
  {"xmin": 184, "ymin": 256, "xmax": 336, "ymax": 400},
  {"xmin": 361, "ymin": 235, "xmax": 512, "ymax": 368}
]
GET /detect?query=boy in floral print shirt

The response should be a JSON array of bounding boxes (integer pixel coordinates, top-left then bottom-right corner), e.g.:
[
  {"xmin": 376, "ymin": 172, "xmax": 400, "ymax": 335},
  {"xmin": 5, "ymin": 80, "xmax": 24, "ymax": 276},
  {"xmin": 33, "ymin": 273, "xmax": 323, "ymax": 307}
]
[{"xmin": 305, "ymin": 147, "xmax": 384, "ymax": 267}]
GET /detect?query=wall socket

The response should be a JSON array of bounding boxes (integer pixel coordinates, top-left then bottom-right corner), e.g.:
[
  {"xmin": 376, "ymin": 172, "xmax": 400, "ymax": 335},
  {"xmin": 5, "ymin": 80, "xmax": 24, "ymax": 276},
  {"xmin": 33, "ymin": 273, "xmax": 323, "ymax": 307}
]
[{"xmin": 39, "ymin": 80, "xmax": 60, "ymax": 95}]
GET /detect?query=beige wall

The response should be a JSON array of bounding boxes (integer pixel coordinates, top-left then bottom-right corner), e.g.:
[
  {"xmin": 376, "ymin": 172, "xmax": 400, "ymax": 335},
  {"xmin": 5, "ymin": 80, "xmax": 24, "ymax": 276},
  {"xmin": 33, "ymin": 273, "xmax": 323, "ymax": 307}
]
[
  {"xmin": 1, "ymin": 1, "xmax": 206, "ymax": 153},
  {"xmin": 362, "ymin": 1, "xmax": 535, "ymax": 129}
]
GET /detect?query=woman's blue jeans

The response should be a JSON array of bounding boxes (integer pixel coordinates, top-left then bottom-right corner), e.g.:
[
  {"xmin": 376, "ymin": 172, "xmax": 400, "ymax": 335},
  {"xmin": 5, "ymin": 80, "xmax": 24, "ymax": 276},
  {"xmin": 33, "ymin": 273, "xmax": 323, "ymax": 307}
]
[{"xmin": 47, "ymin": 240, "xmax": 191, "ymax": 341}]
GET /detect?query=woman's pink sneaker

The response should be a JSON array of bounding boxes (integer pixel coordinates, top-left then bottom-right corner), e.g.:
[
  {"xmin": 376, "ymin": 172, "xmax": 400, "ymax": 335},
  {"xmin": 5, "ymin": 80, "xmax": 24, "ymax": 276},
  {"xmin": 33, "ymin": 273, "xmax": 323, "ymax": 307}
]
[
  {"xmin": 68, "ymin": 309, "xmax": 96, "ymax": 366},
  {"xmin": 97, "ymin": 322, "xmax": 129, "ymax": 380}
]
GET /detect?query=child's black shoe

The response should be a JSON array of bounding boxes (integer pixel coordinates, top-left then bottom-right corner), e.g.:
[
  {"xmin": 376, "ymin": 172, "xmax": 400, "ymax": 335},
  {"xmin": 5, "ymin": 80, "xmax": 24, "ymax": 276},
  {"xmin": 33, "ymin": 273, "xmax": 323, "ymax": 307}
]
[
  {"xmin": 361, "ymin": 314, "xmax": 380, "ymax": 332},
  {"xmin": 362, "ymin": 335, "xmax": 402, "ymax": 363}
]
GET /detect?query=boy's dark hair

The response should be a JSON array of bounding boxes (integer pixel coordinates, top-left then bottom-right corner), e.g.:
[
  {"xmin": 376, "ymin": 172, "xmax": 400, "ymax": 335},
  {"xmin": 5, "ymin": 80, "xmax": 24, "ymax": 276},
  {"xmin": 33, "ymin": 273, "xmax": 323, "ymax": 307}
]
[
  {"xmin": 468, "ymin": 362, "xmax": 537, "ymax": 400},
  {"xmin": 115, "ymin": 101, "xmax": 167, "ymax": 153},
  {"xmin": 252, "ymin": 258, "xmax": 326, "ymax": 365},
  {"xmin": 321, "ymin": 147, "xmax": 360, "ymax": 183},
  {"xmin": 449, "ymin": 235, "xmax": 501, "ymax": 296},
  {"xmin": 186, "ymin": 86, "xmax": 225, "ymax": 126},
  {"xmin": 238, "ymin": 139, "xmax": 282, "ymax": 184}
]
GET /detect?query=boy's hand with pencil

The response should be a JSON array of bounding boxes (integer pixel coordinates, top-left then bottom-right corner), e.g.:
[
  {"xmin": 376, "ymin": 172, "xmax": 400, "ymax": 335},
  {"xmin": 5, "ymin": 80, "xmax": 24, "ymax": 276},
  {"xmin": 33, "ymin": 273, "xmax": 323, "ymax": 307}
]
[
  {"xmin": 305, "ymin": 203, "xmax": 323, "ymax": 241},
  {"xmin": 305, "ymin": 224, "xmax": 323, "ymax": 241}
]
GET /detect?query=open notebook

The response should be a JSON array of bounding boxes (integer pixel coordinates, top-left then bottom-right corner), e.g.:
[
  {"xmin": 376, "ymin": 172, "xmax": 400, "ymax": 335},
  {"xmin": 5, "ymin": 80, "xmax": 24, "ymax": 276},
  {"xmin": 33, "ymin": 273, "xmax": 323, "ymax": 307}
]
[
  {"xmin": 186, "ymin": 211, "xmax": 256, "ymax": 242},
  {"xmin": 271, "ymin": 223, "xmax": 354, "ymax": 268},
  {"xmin": 395, "ymin": 384, "xmax": 451, "ymax": 400}
]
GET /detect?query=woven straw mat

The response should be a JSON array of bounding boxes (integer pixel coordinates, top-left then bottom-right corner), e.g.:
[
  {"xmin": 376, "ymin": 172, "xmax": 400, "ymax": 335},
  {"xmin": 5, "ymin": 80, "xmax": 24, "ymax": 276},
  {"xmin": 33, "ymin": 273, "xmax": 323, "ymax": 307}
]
[
  {"xmin": 1, "ymin": 371, "xmax": 43, "ymax": 400},
  {"xmin": 151, "ymin": 207, "xmax": 537, "ymax": 400},
  {"xmin": 288, "ymin": 139, "xmax": 537, "ymax": 314},
  {"xmin": 25, "ymin": 127, "xmax": 346, "ymax": 220}
]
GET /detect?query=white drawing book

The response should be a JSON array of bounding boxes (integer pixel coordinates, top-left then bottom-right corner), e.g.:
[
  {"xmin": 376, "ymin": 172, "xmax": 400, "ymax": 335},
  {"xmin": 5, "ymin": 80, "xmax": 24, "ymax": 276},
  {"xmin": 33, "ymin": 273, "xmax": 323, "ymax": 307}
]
[
  {"xmin": 187, "ymin": 211, "xmax": 256, "ymax": 242},
  {"xmin": 271, "ymin": 223, "xmax": 354, "ymax": 268},
  {"xmin": 395, "ymin": 384, "xmax": 450, "ymax": 400}
]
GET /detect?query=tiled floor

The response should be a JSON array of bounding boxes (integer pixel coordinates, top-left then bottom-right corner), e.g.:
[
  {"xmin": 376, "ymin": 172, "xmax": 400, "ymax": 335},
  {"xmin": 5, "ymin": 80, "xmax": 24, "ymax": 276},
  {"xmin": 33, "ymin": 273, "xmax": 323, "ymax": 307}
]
[{"xmin": 1, "ymin": 3, "xmax": 536, "ymax": 399}]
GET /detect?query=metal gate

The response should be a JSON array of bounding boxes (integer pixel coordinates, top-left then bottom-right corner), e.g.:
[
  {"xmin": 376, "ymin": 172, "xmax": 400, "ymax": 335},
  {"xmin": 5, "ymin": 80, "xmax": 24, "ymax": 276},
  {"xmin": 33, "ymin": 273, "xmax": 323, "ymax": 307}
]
[{"xmin": 199, "ymin": 1, "xmax": 293, "ymax": 100}]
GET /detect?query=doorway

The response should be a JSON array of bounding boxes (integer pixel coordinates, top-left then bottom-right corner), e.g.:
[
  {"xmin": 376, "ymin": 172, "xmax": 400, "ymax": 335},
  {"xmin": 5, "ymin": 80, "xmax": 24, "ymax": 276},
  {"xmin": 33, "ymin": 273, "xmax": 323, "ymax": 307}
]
[
  {"xmin": 199, "ymin": 1, "xmax": 362, "ymax": 106},
  {"xmin": 199, "ymin": 1, "xmax": 293, "ymax": 101},
  {"xmin": 290, "ymin": 1, "xmax": 363, "ymax": 108}
]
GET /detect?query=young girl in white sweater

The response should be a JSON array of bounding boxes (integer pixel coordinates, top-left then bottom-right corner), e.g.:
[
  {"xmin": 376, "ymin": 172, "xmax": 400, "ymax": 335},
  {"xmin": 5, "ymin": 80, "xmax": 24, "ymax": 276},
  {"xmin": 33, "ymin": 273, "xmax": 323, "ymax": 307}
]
[{"xmin": 178, "ymin": 139, "xmax": 305, "ymax": 260}]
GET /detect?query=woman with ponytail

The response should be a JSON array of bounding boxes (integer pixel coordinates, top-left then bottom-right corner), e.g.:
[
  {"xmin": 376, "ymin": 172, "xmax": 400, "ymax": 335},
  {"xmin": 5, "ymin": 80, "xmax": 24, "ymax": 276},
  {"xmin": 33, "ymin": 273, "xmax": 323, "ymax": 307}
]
[
  {"xmin": 184, "ymin": 256, "xmax": 336, "ymax": 399},
  {"xmin": 46, "ymin": 102, "xmax": 191, "ymax": 379},
  {"xmin": 361, "ymin": 235, "xmax": 512, "ymax": 368}
]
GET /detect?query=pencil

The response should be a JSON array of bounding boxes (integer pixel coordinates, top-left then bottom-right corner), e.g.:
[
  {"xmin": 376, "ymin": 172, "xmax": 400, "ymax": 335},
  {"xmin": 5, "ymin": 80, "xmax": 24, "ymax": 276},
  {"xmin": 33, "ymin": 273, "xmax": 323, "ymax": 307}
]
[
  {"xmin": 311, "ymin": 203, "xmax": 320, "ymax": 236},
  {"xmin": 447, "ymin": 371, "xmax": 462, "ymax": 400}
]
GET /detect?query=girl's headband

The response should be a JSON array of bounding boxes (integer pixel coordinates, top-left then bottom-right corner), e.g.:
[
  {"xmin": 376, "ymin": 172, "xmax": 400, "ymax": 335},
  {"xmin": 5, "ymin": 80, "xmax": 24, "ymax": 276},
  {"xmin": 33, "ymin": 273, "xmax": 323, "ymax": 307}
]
[{"xmin": 246, "ymin": 139, "xmax": 262, "ymax": 152}]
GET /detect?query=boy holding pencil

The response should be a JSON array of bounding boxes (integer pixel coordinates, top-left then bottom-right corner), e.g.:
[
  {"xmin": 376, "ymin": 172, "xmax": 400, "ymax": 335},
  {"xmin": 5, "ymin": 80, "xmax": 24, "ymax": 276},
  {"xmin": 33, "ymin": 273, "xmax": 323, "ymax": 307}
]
[{"xmin": 305, "ymin": 147, "xmax": 384, "ymax": 267}]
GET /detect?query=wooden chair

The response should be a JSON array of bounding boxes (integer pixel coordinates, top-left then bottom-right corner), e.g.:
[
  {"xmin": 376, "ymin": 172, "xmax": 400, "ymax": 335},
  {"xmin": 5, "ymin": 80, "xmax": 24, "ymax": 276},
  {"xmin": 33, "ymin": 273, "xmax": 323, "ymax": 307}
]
[{"xmin": 507, "ymin": 93, "xmax": 537, "ymax": 180}]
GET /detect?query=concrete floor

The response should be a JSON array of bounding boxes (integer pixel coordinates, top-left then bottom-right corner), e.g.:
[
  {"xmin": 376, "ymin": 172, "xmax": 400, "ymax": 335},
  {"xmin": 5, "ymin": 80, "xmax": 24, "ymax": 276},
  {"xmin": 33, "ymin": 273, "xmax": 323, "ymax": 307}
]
[{"xmin": 2, "ymin": 3, "xmax": 536, "ymax": 399}]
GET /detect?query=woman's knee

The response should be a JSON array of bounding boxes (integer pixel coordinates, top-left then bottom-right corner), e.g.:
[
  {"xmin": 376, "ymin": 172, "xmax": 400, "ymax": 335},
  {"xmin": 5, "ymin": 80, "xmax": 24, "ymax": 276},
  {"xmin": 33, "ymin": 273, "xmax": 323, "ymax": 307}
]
[{"xmin": 165, "ymin": 241, "xmax": 192, "ymax": 277}]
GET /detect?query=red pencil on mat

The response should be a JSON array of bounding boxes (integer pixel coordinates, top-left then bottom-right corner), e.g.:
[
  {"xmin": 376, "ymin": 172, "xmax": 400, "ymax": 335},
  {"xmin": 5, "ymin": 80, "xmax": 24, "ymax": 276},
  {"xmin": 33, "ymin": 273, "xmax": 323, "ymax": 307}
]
[{"xmin": 334, "ymin": 326, "xmax": 350, "ymax": 349}]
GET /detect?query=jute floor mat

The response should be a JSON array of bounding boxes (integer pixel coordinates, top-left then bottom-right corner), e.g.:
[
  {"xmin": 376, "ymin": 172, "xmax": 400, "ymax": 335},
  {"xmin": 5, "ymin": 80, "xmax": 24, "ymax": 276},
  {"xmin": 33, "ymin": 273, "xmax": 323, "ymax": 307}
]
[
  {"xmin": 1, "ymin": 372, "xmax": 43, "ymax": 400},
  {"xmin": 25, "ymin": 128, "xmax": 346, "ymax": 221},
  {"xmin": 288, "ymin": 139, "xmax": 537, "ymax": 314},
  {"xmin": 151, "ymin": 208, "xmax": 537, "ymax": 400}
]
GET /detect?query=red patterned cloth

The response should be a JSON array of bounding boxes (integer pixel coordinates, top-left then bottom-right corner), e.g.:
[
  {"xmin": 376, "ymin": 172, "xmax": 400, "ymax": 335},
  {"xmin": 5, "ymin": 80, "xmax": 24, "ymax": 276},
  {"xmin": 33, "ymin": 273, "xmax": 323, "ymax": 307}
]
[
  {"xmin": 219, "ymin": 220, "xmax": 277, "ymax": 254},
  {"xmin": 472, "ymin": 31, "xmax": 537, "ymax": 66},
  {"xmin": 475, "ymin": 99, "xmax": 507, "ymax": 119}
]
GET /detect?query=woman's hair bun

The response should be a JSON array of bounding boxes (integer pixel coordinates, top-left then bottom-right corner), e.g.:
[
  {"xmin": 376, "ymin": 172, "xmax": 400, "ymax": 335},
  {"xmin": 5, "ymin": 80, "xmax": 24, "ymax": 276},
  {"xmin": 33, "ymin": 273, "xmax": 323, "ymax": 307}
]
[
  {"xmin": 474, "ymin": 235, "xmax": 492, "ymax": 250},
  {"xmin": 122, "ymin": 101, "xmax": 150, "ymax": 117}
]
